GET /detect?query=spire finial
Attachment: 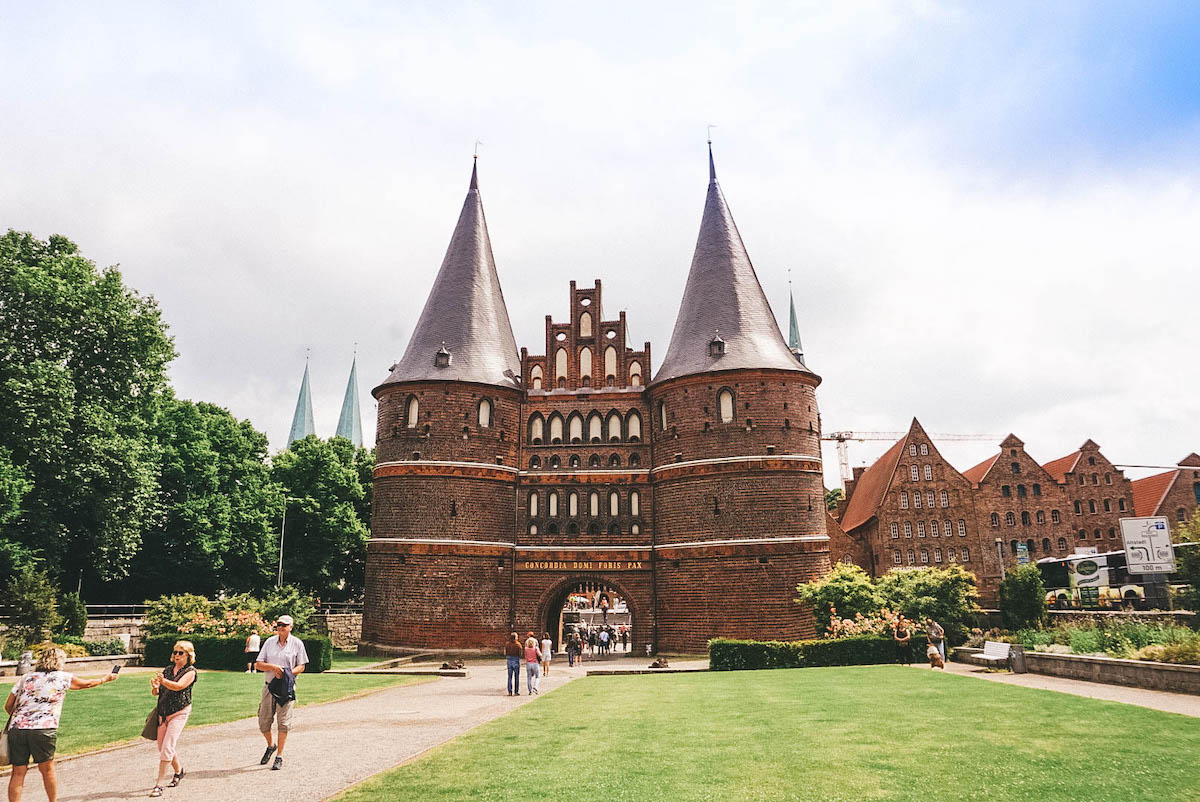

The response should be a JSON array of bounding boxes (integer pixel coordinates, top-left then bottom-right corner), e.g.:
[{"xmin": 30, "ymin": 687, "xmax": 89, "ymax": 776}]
[{"xmin": 706, "ymin": 125, "xmax": 717, "ymax": 184}]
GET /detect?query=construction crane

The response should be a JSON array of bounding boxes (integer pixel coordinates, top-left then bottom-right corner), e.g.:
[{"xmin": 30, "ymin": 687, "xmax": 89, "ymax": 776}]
[{"xmin": 822, "ymin": 431, "xmax": 1003, "ymax": 485}]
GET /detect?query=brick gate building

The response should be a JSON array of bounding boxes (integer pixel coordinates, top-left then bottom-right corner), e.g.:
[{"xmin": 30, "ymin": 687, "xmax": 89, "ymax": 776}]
[{"xmin": 362, "ymin": 151, "xmax": 831, "ymax": 654}]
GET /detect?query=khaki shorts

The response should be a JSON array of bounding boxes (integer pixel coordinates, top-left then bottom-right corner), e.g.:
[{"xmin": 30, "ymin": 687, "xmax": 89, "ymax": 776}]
[
  {"xmin": 8, "ymin": 727, "xmax": 57, "ymax": 765},
  {"xmin": 257, "ymin": 684, "xmax": 295, "ymax": 733}
]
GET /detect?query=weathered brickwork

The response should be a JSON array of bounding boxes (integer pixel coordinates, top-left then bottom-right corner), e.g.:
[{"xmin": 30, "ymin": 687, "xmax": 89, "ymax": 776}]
[{"xmin": 1049, "ymin": 440, "xmax": 1136, "ymax": 551}]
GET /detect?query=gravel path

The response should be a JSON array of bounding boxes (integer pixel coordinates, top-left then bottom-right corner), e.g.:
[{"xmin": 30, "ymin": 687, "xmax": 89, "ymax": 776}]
[{"xmin": 46, "ymin": 660, "xmax": 588, "ymax": 802}]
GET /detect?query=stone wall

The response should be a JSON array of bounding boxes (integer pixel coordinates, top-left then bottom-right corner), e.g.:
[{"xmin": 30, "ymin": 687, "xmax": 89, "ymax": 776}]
[
  {"xmin": 1024, "ymin": 651, "xmax": 1200, "ymax": 694},
  {"xmin": 314, "ymin": 612, "xmax": 363, "ymax": 649}
]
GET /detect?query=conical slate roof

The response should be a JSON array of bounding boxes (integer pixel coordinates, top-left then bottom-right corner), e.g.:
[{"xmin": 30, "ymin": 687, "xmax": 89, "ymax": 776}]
[
  {"xmin": 652, "ymin": 146, "xmax": 808, "ymax": 385},
  {"xmin": 375, "ymin": 162, "xmax": 520, "ymax": 393},
  {"xmin": 788, "ymin": 287, "xmax": 807, "ymax": 369},
  {"xmin": 336, "ymin": 356, "xmax": 363, "ymax": 447},
  {"xmin": 287, "ymin": 363, "xmax": 315, "ymax": 446}
]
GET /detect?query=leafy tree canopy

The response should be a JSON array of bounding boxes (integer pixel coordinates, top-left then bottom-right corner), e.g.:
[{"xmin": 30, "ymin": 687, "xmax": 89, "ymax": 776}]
[
  {"xmin": 825, "ymin": 488, "xmax": 845, "ymax": 511},
  {"xmin": 796, "ymin": 563, "xmax": 882, "ymax": 635},
  {"xmin": 998, "ymin": 563, "xmax": 1047, "ymax": 630}
]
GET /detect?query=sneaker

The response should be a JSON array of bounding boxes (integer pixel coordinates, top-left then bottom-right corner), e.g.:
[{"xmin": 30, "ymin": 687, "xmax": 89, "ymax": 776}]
[
  {"xmin": 272, "ymin": 756, "xmax": 284, "ymax": 771},
  {"xmin": 260, "ymin": 745, "xmax": 276, "ymax": 765}
]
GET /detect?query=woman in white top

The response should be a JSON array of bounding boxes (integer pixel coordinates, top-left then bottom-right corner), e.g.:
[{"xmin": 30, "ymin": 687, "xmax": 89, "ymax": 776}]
[{"xmin": 540, "ymin": 632, "xmax": 553, "ymax": 676}]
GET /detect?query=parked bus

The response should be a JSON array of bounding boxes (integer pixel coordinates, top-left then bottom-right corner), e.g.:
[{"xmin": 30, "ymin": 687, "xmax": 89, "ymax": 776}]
[{"xmin": 1035, "ymin": 541, "xmax": 1197, "ymax": 610}]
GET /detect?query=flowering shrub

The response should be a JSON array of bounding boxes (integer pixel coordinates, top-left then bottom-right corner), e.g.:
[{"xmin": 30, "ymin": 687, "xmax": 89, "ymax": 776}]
[
  {"xmin": 825, "ymin": 607, "xmax": 902, "ymax": 639},
  {"xmin": 176, "ymin": 609, "xmax": 272, "ymax": 638}
]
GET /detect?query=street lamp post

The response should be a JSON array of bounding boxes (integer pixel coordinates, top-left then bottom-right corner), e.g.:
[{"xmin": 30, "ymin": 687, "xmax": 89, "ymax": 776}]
[{"xmin": 279, "ymin": 497, "xmax": 302, "ymax": 588}]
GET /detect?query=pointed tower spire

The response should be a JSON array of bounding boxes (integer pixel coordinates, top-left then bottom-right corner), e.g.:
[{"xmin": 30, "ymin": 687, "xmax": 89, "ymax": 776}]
[
  {"xmin": 653, "ymin": 144, "xmax": 810, "ymax": 384},
  {"xmin": 788, "ymin": 283, "xmax": 807, "ymax": 368},
  {"xmin": 288, "ymin": 361, "xmax": 316, "ymax": 446},
  {"xmin": 376, "ymin": 160, "xmax": 520, "ymax": 391},
  {"xmin": 336, "ymin": 355, "xmax": 363, "ymax": 447}
]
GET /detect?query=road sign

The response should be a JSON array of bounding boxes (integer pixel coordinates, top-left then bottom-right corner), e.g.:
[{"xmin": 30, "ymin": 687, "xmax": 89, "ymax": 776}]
[
  {"xmin": 1120, "ymin": 516, "xmax": 1176, "ymax": 574},
  {"xmin": 1016, "ymin": 542, "xmax": 1030, "ymax": 565}
]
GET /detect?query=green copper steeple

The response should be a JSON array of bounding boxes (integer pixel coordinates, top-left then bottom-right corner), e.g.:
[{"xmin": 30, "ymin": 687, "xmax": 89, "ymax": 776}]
[
  {"xmin": 336, "ymin": 356, "xmax": 363, "ymax": 447},
  {"xmin": 788, "ymin": 286, "xmax": 807, "ymax": 368},
  {"xmin": 288, "ymin": 362, "xmax": 316, "ymax": 446}
]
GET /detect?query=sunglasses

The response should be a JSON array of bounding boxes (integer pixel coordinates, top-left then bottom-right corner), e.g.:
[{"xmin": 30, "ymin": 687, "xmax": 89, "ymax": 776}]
[
  {"xmin": 172, "ymin": 650, "xmax": 186, "ymax": 655},
  {"xmin": 275, "ymin": 623, "xmax": 289, "ymax": 628}
]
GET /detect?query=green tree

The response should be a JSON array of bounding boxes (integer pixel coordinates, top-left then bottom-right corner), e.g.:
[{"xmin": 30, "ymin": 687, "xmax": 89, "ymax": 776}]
[
  {"xmin": 876, "ymin": 564, "xmax": 980, "ymax": 645},
  {"xmin": 998, "ymin": 563, "xmax": 1047, "ymax": 630},
  {"xmin": 0, "ymin": 232, "xmax": 174, "ymax": 587},
  {"xmin": 796, "ymin": 563, "xmax": 882, "ymax": 635},
  {"xmin": 825, "ymin": 488, "xmax": 845, "ymax": 511},
  {"xmin": 271, "ymin": 437, "xmax": 373, "ymax": 600},
  {"xmin": 5, "ymin": 567, "xmax": 61, "ymax": 646},
  {"xmin": 56, "ymin": 591, "xmax": 88, "ymax": 637},
  {"xmin": 129, "ymin": 395, "xmax": 280, "ymax": 598},
  {"xmin": 1174, "ymin": 511, "xmax": 1200, "ymax": 613}
]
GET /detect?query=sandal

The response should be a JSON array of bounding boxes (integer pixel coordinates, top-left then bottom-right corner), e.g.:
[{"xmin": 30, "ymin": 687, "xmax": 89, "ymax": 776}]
[
  {"xmin": 169, "ymin": 770, "xmax": 184, "ymax": 787},
  {"xmin": 150, "ymin": 787, "xmax": 164, "ymax": 798}
]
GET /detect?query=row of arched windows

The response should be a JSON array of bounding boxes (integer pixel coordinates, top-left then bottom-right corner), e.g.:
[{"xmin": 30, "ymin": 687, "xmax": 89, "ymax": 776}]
[
  {"xmin": 889, "ymin": 520, "xmax": 968, "ymax": 538},
  {"xmin": 1000, "ymin": 483, "xmax": 1042, "ymax": 497},
  {"xmin": 990, "ymin": 509, "xmax": 1062, "ymax": 527},
  {"xmin": 529, "ymin": 453, "xmax": 642, "ymax": 469},
  {"xmin": 1076, "ymin": 528, "xmax": 1119, "ymax": 539},
  {"xmin": 1076, "ymin": 472, "xmax": 1114, "ymax": 485},
  {"xmin": 1072, "ymin": 498, "xmax": 1127, "ymax": 514},
  {"xmin": 899, "ymin": 490, "xmax": 949, "ymax": 509},
  {"xmin": 402, "ymin": 396, "xmax": 496, "ymax": 430},
  {"xmin": 527, "ymin": 349, "xmax": 642, "ymax": 390},
  {"xmin": 893, "ymin": 547, "xmax": 969, "ymax": 565},
  {"xmin": 1011, "ymin": 537, "xmax": 1070, "ymax": 555},
  {"xmin": 529, "ymin": 520, "xmax": 642, "ymax": 537},
  {"xmin": 527, "ymin": 489, "xmax": 642, "ymax": 532},
  {"xmin": 528, "ymin": 410, "xmax": 642, "ymax": 445},
  {"xmin": 908, "ymin": 443, "xmax": 930, "ymax": 456}
]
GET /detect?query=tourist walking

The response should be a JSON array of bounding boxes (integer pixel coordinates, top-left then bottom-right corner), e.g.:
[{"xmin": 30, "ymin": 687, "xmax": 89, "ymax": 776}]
[
  {"xmin": 523, "ymin": 635, "xmax": 541, "ymax": 694},
  {"xmin": 149, "ymin": 641, "xmax": 197, "ymax": 797},
  {"xmin": 598, "ymin": 627, "xmax": 610, "ymax": 655},
  {"xmin": 254, "ymin": 615, "xmax": 309, "ymax": 770},
  {"xmin": 504, "ymin": 632, "xmax": 522, "ymax": 695},
  {"xmin": 893, "ymin": 617, "xmax": 913, "ymax": 664},
  {"xmin": 245, "ymin": 630, "xmax": 261, "ymax": 673},
  {"xmin": 924, "ymin": 617, "xmax": 946, "ymax": 662},
  {"xmin": 541, "ymin": 632, "xmax": 553, "ymax": 676},
  {"xmin": 588, "ymin": 628, "xmax": 597, "ymax": 655},
  {"xmin": 620, "ymin": 626, "xmax": 628, "ymax": 652},
  {"xmin": 5, "ymin": 646, "xmax": 117, "ymax": 802}
]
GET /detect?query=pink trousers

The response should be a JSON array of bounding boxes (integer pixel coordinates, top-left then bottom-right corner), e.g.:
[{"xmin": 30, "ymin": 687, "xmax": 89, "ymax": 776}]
[{"xmin": 156, "ymin": 706, "xmax": 191, "ymax": 762}]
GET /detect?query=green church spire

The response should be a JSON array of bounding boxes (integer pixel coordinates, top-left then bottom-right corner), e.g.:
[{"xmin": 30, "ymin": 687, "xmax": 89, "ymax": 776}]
[
  {"xmin": 336, "ymin": 356, "xmax": 363, "ymax": 447},
  {"xmin": 788, "ymin": 284, "xmax": 807, "ymax": 368},
  {"xmin": 288, "ymin": 361, "xmax": 316, "ymax": 446}
]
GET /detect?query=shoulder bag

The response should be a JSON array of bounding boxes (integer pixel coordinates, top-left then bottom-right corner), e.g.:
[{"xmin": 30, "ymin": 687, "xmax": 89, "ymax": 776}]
[{"xmin": 0, "ymin": 681, "xmax": 22, "ymax": 764}]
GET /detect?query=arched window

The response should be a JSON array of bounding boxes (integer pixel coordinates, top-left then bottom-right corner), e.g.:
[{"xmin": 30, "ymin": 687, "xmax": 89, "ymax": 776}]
[
  {"xmin": 478, "ymin": 398, "xmax": 492, "ymax": 428},
  {"xmin": 943, "ymin": 521, "xmax": 953, "ymax": 537},
  {"xmin": 906, "ymin": 549, "xmax": 915, "ymax": 565},
  {"xmin": 1057, "ymin": 537, "xmax": 1067, "ymax": 551},
  {"xmin": 608, "ymin": 522, "xmax": 620, "ymax": 537},
  {"xmin": 405, "ymin": 395, "xmax": 419, "ymax": 428},
  {"xmin": 1001, "ymin": 485, "xmax": 1011, "ymax": 497},
  {"xmin": 904, "ymin": 522, "xmax": 912, "ymax": 537},
  {"xmin": 629, "ymin": 361, "xmax": 642, "ymax": 387},
  {"xmin": 630, "ymin": 491, "xmax": 640, "ymax": 516},
  {"xmin": 1088, "ymin": 500, "xmax": 1096, "ymax": 513},
  {"xmin": 917, "ymin": 522, "xmax": 926, "ymax": 537},
  {"xmin": 529, "ymin": 365, "xmax": 543, "ymax": 390},
  {"xmin": 1036, "ymin": 510, "xmax": 1046, "ymax": 524},
  {"xmin": 1026, "ymin": 538, "xmax": 1036, "ymax": 554},
  {"xmin": 528, "ymin": 492, "xmax": 539, "ymax": 517},
  {"xmin": 1103, "ymin": 499, "xmax": 1111, "ymax": 512},
  {"xmin": 900, "ymin": 491, "xmax": 909, "ymax": 508},
  {"xmin": 718, "ymin": 389, "xmax": 734, "ymax": 423},
  {"xmin": 568, "ymin": 414, "xmax": 583, "ymax": 443},
  {"xmin": 1051, "ymin": 510, "xmax": 1061, "ymax": 523},
  {"xmin": 1021, "ymin": 511, "xmax": 1031, "ymax": 525},
  {"xmin": 579, "ymin": 347, "xmax": 592, "ymax": 382},
  {"xmin": 1010, "ymin": 540, "xmax": 1019, "ymax": 555},
  {"xmin": 1078, "ymin": 529, "xmax": 1087, "ymax": 539},
  {"xmin": 609, "ymin": 454, "xmax": 620, "ymax": 467},
  {"xmin": 1195, "ymin": 482, "xmax": 1200, "ymax": 503},
  {"xmin": 569, "ymin": 454, "xmax": 580, "ymax": 468},
  {"xmin": 609, "ymin": 491, "xmax": 620, "ymax": 516},
  {"xmin": 957, "ymin": 519, "xmax": 967, "ymax": 536},
  {"xmin": 920, "ymin": 444, "xmax": 929, "ymax": 456},
  {"xmin": 926, "ymin": 491, "xmax": 935, "ymax": 508},
  {"xmin": 555, "ymin": 348, "xmax": 568, "ymax": 384},
  {"xmin": 548, "ymin": 492, "xmax": 559, "ymax": 517},
  {"xmin": 909, "ymin": 444, "xmax": 917, "ymax": 456},
  {"xmin": 1041, "ymin": 538, "xmax": 1051, "ymax": 553},
  {"xmin": 1180, "ymin": 508, "xmax": 1188, "ymax": 522},
  {"xmin": 631, "ymin": 523, "xmax": 641, "ymax": 536},
  {"xmin": 588, "ymin": 522, "xmax": 599, "ymax": 536},
  {"xmin": 1074, "ymin": 501, "xmax": 1082, "ymax": 514},
  {"xmin": 579, "ymin": 311, "xmax": 592, "ymax": 337},
  {"xmin": 549, "ymin": 414, "xmax": 564, "ymax": 444},
  {"xmin": 923, "ymin": 465, "xmax": 932, "ymax": 481},
  {"xmin": 934, "ymin": 548, "xmax": 942, "ymax": 563},
  {"xmin": 604, "ymin": 346, "xmax": 617, "ymax": 384},
  {"xmin": 1118, "ymin": 498, "xmax": 1127, "ymax": 511},
  {"xmin": 529, "ymin": 456, "xmax": 541, "ymax": 469},
  {"xmin": 529, "ymin": 523, "xmax": 538, "ymax": 535},
  {"xmin": 913, "ymin": 490, "xmax": 921, "ymax": 508},
  {"xmin": 549, "ymin": 455, "xmax": 560, "ymax": 469},
  {"xmin": 567, "ymin": 522, "xmax": 578, "ymax": 535},
  {"xmin": 589, "ymin": 492, "xmax": 599, "ymax": 517},
  {"xmin": 910, "ymin": 464, "xmax": 919, "ymax": 481},
  {"xmin": 940, "ymin": 490, "xmax": 948, "ymax": 507},
  {"xmin": 606, "ymin": 411, "xmax": 622, "ymax": 441},
  {"xmin": 929, "ymin": 520, "xmax": 939, "ymax": 537},
  {"xmin": 890, "ymin": 523, "xmax": 899, "ymax": 538},
  {"xmin": 627, "ymin": 412, "xmax": 642, "ymax": 442},
  {"xmin": 1094, "ymin": 528, "xmax": 1101, "ymax": 539},
  {"xmin": 589, "ymin": 454, "xmax": 601, "ymax": 467},
  {"xmin": 947, "ymin": 549, "xmax": 956, "ymax": 563},
  {"xmin": 990, "ymin": 513, "xmax": 1000, "ymax": 527},
  {"xmin": 629, "ymin": 453, "xmax": 641, "ymax": 467},
  {"xmin": 528, "ymin": 414, "xmax": 544, "ymax": 444},
  {"xmin": 1017, "ymin": 484, "xmax": 1027, "ymax": 497},
  {"xmin": 1091, "ymin": 473, "xmax": 1099, "ymax": 485},
  {"xmin": 961, "ymin": 547, "xmax": 970, "ymax": 562},
  {"xmin": 569, "ymin": 493, "xmax": 579, "ymax": 517},
  {"xmin": 658, "ymin": 401, "xmax": 667, "ymax": 431},
  {"xmin": 1005, "ymin": 512, "xmax": 1016, "ymax": 527},
  {"xmin": 920, "ymin": 549, "xmax": 929, "ymax": 564},
  {"xmin": 893, "ymin": 550, "xmax": 902, "ymax": 565},
  {"xmin": 1033, "ymin": 483, "xmax": 1042, "ymax": 496},
  {"xmin": 588, "ymin": 412, "xmax": 603, "ymax": 442}
]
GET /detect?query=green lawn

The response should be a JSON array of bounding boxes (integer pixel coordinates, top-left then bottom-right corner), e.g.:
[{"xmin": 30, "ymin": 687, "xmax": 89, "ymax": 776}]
[
  {"xmin": 55, "ymin": 668, "xmax": 425, "ymax": 757},
  {"xmin": 329, "ymin": 652, "xmax": 394, "ymax": 669},
  {"xmin": 337, "ymin": 666, "xmax": 1200, "ymax": 802}
]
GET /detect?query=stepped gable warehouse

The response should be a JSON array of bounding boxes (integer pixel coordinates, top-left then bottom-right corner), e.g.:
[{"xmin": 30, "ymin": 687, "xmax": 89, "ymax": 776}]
[{"xmin": 362, "ymin": 150, "xmax": 831, "ymax": 653}]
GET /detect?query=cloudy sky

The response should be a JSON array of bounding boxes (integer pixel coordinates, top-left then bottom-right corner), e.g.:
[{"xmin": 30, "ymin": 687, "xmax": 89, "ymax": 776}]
[{"xmin": 4, "ymin": 1, "xmax": 1198, "ymax": 488}]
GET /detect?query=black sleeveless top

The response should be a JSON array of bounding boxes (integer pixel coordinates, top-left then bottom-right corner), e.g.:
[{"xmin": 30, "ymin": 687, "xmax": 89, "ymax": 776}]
[{"xmin": 157, "ymin": 664, "xmax": 196, "ymax": 718}]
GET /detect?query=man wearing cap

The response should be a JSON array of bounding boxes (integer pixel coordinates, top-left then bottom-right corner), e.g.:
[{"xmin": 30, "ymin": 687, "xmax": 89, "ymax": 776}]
[{"xmin": 254, "ymin": 615, "xmax": 309, "ymax": 770}]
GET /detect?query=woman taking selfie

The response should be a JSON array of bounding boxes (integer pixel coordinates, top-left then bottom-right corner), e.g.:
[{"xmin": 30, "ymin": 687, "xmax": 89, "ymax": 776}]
[{"xmin": 149, "ymin": 641, "xmax": 197, "ymax": 797}]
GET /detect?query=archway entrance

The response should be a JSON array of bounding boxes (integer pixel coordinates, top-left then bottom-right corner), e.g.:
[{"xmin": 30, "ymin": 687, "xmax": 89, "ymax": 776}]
[{"xmin": 543, "ymin": 578, "xmax": 634, "ymax": 658}]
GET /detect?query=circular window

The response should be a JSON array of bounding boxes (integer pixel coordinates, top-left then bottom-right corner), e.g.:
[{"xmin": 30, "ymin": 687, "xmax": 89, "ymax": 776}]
[
  {"xmin": 555, "ymin": 332, "xmax": 567, "ymax": 341},
  {"xmin": 605, "ymin": 330, "xmax": 617, "ymax": 340},
  {"xmin": 580, "ymin": 298, "xmax": 591, "ymax": 307}
]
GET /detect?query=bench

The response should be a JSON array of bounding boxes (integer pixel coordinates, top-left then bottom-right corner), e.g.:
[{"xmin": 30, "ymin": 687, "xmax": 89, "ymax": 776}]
[{"xmin": 977, "ymin": 640, "xmax": 1012, "ymax": 668}]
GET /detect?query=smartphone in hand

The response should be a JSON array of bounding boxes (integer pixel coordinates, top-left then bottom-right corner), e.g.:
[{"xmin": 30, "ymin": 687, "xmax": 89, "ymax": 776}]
[{"xmin": 111, "ymin": 665, "xmax": 121, "ymax": 675}]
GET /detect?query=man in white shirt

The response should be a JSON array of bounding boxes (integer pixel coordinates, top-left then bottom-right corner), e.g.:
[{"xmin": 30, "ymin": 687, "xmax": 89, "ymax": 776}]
[{"xmin": 254, "ymin": 615, "xmax": 309, "ymax": 770}]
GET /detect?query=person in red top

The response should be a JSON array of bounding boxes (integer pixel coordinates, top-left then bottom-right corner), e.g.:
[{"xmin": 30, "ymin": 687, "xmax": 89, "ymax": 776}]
[{"xmin": 523, "ymin": 636, "xmax": 541, "ymax": 695}]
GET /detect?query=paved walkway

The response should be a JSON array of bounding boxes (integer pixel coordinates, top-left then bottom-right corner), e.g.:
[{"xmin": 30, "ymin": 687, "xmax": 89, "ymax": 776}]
[
  {"xmin": 47, "ymin": 660, "xmax": 589, "ymax": 802},
  {"xmin": 933, "ymin": 660, "xmax": 1200, "ymax": 718}
]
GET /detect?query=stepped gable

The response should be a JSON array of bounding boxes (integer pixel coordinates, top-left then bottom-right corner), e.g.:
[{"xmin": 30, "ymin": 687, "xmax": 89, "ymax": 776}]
[
  {"xmin": 652, "ymin": 145, "xmax": 809, "ymax": 385},
  {"xmin": 376, "ymin": 161, "xmax": 520, "ymax": 393},
  {"xmin": 840, "ymin": 433, "xmax": 909, "ymax": 533},
  {"xmin": 1132, "ymin": 470, "xmax": 1177, "ymax": 517}
]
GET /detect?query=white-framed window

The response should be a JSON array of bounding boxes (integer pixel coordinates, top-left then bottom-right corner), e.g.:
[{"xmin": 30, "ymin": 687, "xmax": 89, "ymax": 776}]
[
  {"xmin": 478, "ymin": 398, "xmax": 492, "ymax": 428},
  {"xmin": 893, "ymin": 550, "xmax": 902, "ymax": 565},
  {"xmin": 406, "ymin": 395, "xmax": 420, "ymax": 428},
  {"xmin": 940, "ymin": 490, "xmax": 948, "ymax": 507},
  {"xmin": 961, "ymin": 547, "xmax": 970, "ymax": 562},
  {"xmin": 930, "ymin": 520, "xmax": 939, "ymax": 538},
  {"xmin": 907, "ymin": 549, "xmax": 915, "ymax": 565},
  {"xmin": 917, "ymin": 522, "xmax": 926, "ymax": 537},
  {"xmin": 900, "ymin": 491, "xmax": 909, "ymax": 509},
  {"xmin": 914, "ymin": 492, "xmax": 922, "ymax": 508},
  {"xmin": 958, "ymin": 519, "xmax": 967, "ymax": 537},
  {"xmin": 904, "ymin": 522, "xmax": 912, "ymax": 537},
  {"xmin": 890, "ymin": 523, "xmax": 899, "ymax": 538},
  {"xmin": 920, "ymin": 443, "xmax": 929, "ymax": 456},
  {"xmin": 934, "ymin": 548, "xmax": 943, "ymax": 562},
  {"xmin": 943, "ymin": 520, "xmax": 953, "ymax": 537},
  {"xmin": 1051, "ymin": 510, "xmax": 1061, "ymax": 524},
  {"xmin": 658, "ymin": 401, "xmax": 667, "ymax": 431},
  {"xmin": 910, "ymin": 464, "xmax": 919, "ymax": 481},
  {"xmin": 1006, "ymin": 512, "xmax": 1016, "ymax": 527},
  {"xmin": 909, "ymin": 444, "xmax": 917, "ymax": 456},
  {"xmin": 926, "ymin": 491, "xmax": 934, "ymax": 507},
  {"xmin": 920, "ymin": 549, "xmax": 929, "ymax": 564},
  {"xmin": 718, "ymin": 389, "xmax": 735, "ymax": 423},
  {"xmin": 923, "ymin": 465, "xmax": 933, "ymax": 481},
  {"xmin": 947, "ymin": 548, "xmax": 956, "ymax": 563}
]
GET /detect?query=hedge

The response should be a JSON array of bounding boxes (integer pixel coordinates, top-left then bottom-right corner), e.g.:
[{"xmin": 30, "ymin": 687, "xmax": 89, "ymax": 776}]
[
  {"xmin": 709, "ymin": 634, "xmax": 929, "ymax": 671},
  {"xmin": 144, "ymin": 634, "xmax": 332, "ymax": 673}
]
